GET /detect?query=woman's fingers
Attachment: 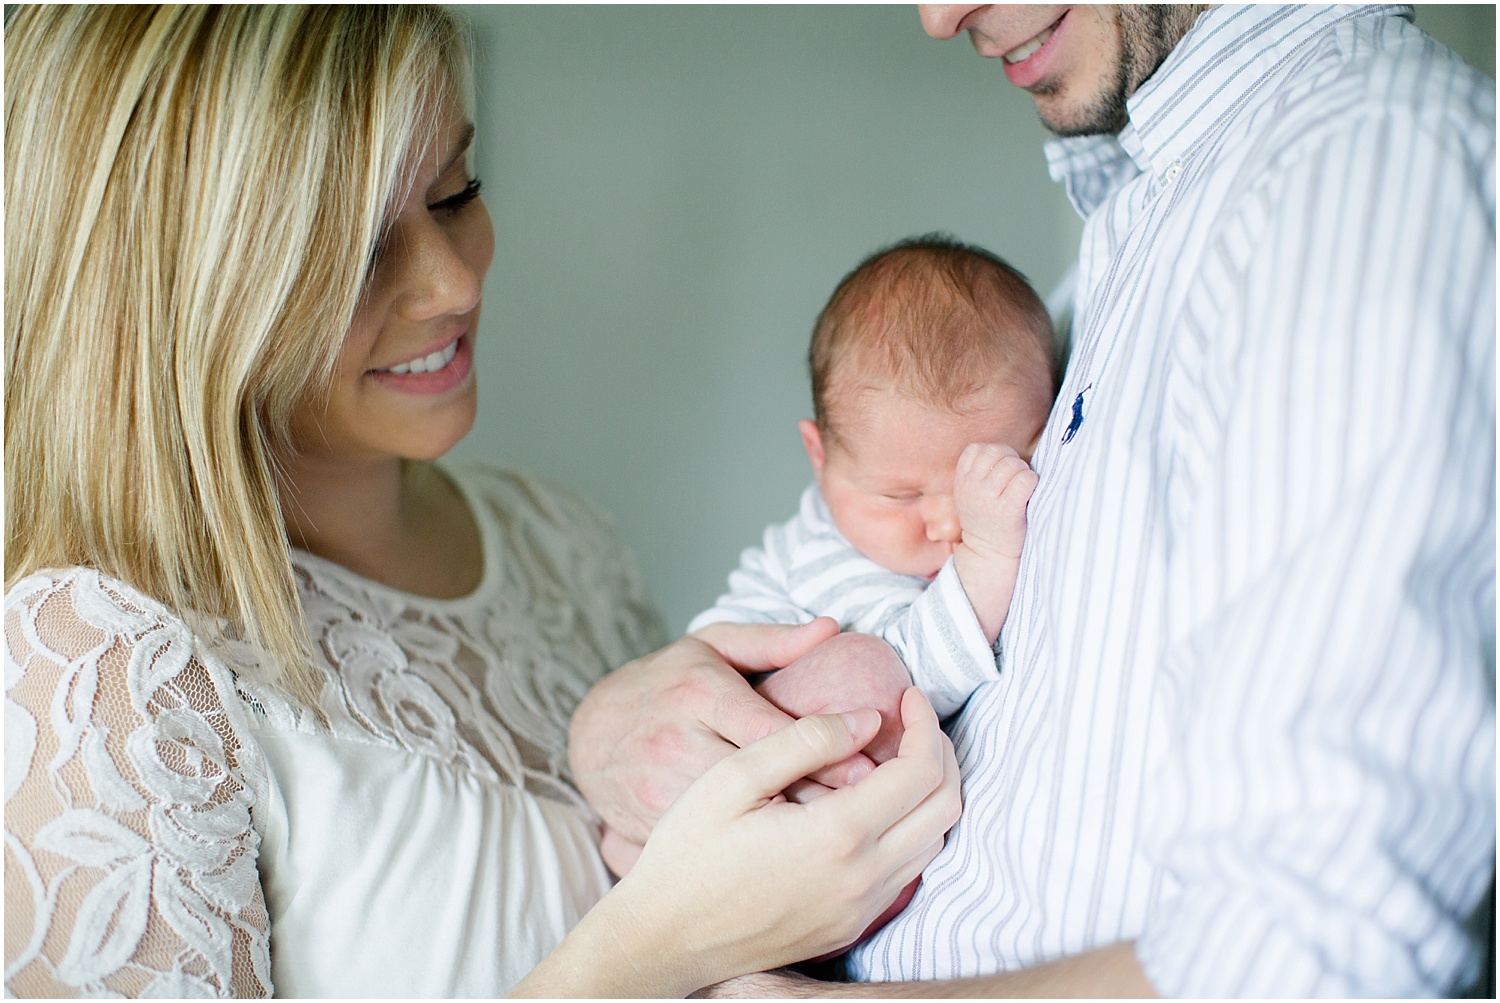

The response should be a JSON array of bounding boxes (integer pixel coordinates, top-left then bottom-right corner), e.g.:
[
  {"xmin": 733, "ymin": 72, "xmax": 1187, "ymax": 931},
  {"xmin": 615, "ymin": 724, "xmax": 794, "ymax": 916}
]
[
  {"xmin": 866, "ymin": 728, "xmax": 962, "ymax": 873},
  {"xmin": 691, "ymin": 707, "xmax": 883, "ymax": 814},
  {"xmin": 815, "ymin": 688, "xmax": 952, "ymax": 833},
  {"xmin": 595, "ymin": 691, "xmax": 959, "ymax": 991},
  {"xmin": 799, "ymin": 688, "xmax": 961, "ymax": 890}
]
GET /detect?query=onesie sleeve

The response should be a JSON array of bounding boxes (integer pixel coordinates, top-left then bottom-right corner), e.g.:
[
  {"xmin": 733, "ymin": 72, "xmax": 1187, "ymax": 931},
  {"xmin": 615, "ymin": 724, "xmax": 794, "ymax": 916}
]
[
  {"xmin": 4, "ymin": 570, "xmax": 273, "ymax": 998},
  {"xmin": 689, "ymin": 486, "xmax": 1000, "ymax": 717},
  {"xmin": 867, "ymin": 558, "xmax": 1001, "ymax": 719}
]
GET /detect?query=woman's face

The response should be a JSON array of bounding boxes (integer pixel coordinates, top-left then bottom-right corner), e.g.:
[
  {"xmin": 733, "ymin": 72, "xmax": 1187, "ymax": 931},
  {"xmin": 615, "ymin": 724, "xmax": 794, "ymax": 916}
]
[{"xmin": 293, "ymin": 99, "xmax": 494, "ymax": 465}]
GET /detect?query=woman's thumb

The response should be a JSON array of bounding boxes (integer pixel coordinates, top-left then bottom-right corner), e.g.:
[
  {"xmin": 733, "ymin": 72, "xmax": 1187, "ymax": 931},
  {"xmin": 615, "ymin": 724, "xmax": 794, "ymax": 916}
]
[{"xmin": 699, "ymin": 709, "xmax": 882, "ymax": 812}]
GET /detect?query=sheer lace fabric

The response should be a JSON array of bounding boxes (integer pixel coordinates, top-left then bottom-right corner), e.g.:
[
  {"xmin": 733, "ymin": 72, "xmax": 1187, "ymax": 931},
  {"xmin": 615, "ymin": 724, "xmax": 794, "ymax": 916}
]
[
  {"xmin": 5, "ymin": 466, "xmax": 666, "ymax": 997},
  {"xmin": 5, "ymin": 573, "xmax": 272, "ymax": 998}
]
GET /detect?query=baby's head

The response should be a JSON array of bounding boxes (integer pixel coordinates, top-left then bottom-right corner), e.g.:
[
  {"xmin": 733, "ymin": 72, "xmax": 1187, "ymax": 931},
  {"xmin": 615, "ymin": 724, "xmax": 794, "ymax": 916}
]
[{"xmin": 800, "ymin": 234, "xmax": 1057, "ymax": 579}]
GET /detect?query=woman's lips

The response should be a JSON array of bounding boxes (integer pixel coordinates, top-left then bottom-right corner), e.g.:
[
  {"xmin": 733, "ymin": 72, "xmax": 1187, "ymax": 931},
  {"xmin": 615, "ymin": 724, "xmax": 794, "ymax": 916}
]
[{"xmin": 368, "ymin": 335, "xmax": 473, "ymax": 395}]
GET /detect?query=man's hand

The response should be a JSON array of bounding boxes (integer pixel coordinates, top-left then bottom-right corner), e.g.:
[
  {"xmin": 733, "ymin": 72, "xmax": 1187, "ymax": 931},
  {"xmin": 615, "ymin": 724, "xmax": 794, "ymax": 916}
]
[
  {"xmin": 571, "ymin": 617, "xmax": 884, "ymax": 873},
  {"xmin": 691, "ymin": 968, "xmax": 825, "ymax": 998}
]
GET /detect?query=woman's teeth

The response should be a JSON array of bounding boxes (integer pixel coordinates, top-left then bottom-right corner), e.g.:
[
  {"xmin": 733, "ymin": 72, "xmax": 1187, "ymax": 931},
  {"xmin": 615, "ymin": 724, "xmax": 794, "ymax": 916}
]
[
  {"xmin": 379, "ymin": 340, "xmax": 458, "ymax": 375},
  {"xmin": 1004, "ymin": 26, "xmax": 1055, "ymax": 64}
]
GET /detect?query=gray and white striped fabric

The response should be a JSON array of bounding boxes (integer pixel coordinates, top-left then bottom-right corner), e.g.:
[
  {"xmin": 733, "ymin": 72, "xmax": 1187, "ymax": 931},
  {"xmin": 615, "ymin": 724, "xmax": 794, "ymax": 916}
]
[
  {"xmin": 848, "ymin": 5, "xmax": 1495, "ymax": 995},
  {"xmin": 688, "ymin": 483, "xmax": 999, "ymax": 718}
]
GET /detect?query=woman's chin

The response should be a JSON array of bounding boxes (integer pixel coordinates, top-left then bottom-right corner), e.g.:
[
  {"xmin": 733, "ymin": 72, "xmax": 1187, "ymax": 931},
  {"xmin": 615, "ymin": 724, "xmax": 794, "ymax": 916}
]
[
  {"xmin": 403, "ymin": 395, "xmax": 479, "ymax": 461},
  {"xmin": 405, "ymin": 424, "xmax": 476, "ymax": 462}
]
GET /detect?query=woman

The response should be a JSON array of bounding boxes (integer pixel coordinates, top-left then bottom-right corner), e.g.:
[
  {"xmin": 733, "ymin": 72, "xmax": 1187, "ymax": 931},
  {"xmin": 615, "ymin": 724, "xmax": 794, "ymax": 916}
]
[{"xmin": 4, "ymin": 6, "xmax": 958, "ymax": 997}]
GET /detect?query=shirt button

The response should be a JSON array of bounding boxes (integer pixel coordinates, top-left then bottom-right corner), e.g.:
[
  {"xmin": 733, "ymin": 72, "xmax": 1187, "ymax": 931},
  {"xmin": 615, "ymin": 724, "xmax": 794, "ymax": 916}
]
[{"xmin": 1162, "ymin": 161, "xmax": 1182, "ymax": 184}]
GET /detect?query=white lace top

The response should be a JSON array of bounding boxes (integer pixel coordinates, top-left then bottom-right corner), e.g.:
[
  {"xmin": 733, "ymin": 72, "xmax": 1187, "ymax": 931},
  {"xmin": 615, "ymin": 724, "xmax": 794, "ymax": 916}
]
[{"xmin": 4, "ymin": 464, "xmax": 666, "ymax": 998}]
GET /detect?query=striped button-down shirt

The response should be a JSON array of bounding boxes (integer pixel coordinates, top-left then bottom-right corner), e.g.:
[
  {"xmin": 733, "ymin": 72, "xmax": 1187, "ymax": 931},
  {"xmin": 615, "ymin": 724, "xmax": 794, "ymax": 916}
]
[
  {"xmin": 848, "ymin": 6, "xmax": 1495, "ymax": 995},
  {"xmin": 688, "ymin": 483, "xmax": 998, "ymax": 718}
]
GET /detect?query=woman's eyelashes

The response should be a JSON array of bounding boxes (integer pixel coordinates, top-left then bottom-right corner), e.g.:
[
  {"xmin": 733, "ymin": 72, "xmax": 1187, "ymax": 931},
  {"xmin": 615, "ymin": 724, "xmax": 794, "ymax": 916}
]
[
  {"xmin": 429, "ymin": 177, "xmax": 482, "ymax": 215},
  {"xmin": 363, "ymin": 177, "xmax": 483, "ymax": 282}
]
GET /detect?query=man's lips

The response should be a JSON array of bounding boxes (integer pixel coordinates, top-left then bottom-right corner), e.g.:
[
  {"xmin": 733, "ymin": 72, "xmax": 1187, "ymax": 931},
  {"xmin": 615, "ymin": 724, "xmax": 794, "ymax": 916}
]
[
  {"xmin": 1003, "ymin": 23, "xmax": 1058, "ymax": 65},
  {"xmin": 1000, "ymin": 12, "xmax": 1067, "ymax": 89}
]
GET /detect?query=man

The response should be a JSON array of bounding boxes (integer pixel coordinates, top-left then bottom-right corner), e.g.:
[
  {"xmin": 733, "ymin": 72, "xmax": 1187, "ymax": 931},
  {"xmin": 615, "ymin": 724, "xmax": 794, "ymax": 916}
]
[{"xmin": 570, "ymin": 5, "xmax": 1495, "ymax": 995}]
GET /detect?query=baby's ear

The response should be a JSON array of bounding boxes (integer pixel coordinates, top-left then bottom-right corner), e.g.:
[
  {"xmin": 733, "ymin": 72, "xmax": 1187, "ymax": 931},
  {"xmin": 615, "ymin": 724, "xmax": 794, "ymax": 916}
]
[{"xmin": 799, "ymin": 418, "xmax": 826, "ymax": 473}]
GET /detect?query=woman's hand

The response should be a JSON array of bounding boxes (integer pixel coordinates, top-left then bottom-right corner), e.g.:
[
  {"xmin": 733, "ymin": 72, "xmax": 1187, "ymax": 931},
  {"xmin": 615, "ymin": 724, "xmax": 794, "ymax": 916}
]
[
  {"xmin": 514, "ymin": 688, "xmax": 961, "ymax": 998},
  {"xmin": 571, "ymin": 618, "xmax": 882, "ymax": 875}
]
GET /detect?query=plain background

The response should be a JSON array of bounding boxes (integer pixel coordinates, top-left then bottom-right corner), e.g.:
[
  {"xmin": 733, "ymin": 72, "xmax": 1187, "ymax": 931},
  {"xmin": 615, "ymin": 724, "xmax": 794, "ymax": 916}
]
[{"xmin": 451, "ymin": 5, "xmax": 1497, "ymax": 635}]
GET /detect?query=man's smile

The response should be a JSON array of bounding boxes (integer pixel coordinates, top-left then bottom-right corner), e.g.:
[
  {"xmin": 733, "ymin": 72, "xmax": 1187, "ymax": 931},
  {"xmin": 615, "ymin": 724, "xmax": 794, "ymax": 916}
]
[{"xmin": 1003, "ymin": 20, "xmax": 1060, "ymax": 65}]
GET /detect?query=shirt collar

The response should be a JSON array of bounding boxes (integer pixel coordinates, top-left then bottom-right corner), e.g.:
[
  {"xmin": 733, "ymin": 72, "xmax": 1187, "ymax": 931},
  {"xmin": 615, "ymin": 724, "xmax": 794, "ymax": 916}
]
[{"xmin": 1046, "ymin": 5, "xmax": 1414, "ymax": 217}]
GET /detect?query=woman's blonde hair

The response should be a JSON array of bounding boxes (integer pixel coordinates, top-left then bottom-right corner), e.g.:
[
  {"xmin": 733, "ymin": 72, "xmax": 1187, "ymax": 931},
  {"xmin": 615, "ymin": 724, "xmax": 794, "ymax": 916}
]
[{"xmin": 5, "ymin": 5, "xmax": 471, "ymax": 702}]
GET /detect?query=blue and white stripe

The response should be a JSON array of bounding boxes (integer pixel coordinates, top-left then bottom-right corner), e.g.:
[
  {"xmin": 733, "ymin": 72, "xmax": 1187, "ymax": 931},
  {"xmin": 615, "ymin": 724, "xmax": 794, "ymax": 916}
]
[{"xmin": 849, "ymin": 6, "xmax": 1495, "ymax": 995}]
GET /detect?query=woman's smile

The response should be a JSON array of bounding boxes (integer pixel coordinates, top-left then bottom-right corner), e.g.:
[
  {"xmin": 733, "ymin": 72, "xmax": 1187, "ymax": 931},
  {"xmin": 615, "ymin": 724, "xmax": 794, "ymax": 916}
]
[{"xmin": 368, "ymin": 332, "xmax": 474, "ymax": 396}]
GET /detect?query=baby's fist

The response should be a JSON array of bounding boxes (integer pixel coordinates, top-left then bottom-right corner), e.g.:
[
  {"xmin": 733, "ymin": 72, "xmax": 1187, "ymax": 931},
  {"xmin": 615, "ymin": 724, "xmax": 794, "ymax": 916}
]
[{"xmin": 954, "ymin": 442, "xmax": 1038, "ymax": 560}]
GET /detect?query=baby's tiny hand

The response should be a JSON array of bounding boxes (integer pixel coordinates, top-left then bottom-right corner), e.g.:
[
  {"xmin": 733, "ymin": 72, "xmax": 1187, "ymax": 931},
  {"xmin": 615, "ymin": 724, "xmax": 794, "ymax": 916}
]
[
  {"xmin": 754, "ymin": 633, "xmax": 911, "ymax": 764},
  {"xmin": 954, "ymin": 442, "xmax": 1038, "ymax": 561}
]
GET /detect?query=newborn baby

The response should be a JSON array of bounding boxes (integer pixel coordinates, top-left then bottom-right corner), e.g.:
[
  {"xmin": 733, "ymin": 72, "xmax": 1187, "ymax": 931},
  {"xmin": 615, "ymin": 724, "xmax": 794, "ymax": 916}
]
[{"xmin": 700, "ymin": 235, "xmax": 1058, "ymax": 955}]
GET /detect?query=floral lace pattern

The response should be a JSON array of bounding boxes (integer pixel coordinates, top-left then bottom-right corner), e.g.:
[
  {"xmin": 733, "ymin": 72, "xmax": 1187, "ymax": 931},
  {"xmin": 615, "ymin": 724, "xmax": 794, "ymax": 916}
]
[
  {"xmin": 5, "ymin": 572, "xmax": 271, "ymax": 998},
  {"xmin": 4, "ymin": 466, "xmax": 666, "ymax": 997}
]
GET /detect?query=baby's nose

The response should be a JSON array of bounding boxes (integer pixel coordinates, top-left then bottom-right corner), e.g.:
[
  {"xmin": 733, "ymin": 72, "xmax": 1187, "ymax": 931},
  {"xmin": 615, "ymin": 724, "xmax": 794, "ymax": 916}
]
[{"xmin": 923, "ymin": 498, "xmax": 962, "ymax": 543}]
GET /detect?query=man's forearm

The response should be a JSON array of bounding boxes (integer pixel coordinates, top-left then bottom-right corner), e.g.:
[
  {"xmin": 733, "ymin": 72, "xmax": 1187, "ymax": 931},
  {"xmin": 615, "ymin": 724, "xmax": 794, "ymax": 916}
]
[{"xmin": 703, "ymin": 941, "xmax": 1158, "ymax": 998}]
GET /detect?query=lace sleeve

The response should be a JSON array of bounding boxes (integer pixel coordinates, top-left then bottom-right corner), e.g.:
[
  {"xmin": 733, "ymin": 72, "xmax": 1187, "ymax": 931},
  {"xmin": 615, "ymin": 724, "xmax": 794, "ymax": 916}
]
[{"xmin": 4, "ymin": 571, "xmax": 272, "ymax": 998}]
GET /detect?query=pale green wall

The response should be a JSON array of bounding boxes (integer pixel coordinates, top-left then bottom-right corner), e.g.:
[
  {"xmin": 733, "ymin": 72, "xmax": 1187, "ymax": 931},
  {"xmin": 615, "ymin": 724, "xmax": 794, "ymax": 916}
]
[{"xmin": 453, "ymin": 5, "xmax": 1495, "ymax": 635}]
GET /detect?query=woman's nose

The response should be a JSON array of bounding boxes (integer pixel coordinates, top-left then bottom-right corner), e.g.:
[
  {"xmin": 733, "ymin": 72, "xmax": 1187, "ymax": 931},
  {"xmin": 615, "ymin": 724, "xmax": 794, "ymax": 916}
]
[
  {"xmin": 922, "ymin": 497, "xmax": 962, "ymax": 543},
  {"xmin": 918, "ymin": 4, "xmax": 986, "ymax": 40},
  {"xmin": 393, "ymin": 216, "xmax": 486, "ymax": 321}
]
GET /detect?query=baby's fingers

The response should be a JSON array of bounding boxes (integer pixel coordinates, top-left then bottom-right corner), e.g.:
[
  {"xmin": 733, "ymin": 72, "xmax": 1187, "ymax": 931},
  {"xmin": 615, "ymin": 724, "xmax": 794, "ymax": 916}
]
[
  {"xmin": 783, "ymin": 777, "xmax": 838, "ymax": 804},
  {"xmin": 958, "ymin": 442, "xmax": 1007, "ymax": 482},
  {"xmin": 957, "ymin": 443, "xmax": 1028, "ymax": 499},
  {"xmin": 996, "ymin": 464, "xmax": 1039, "ymax": 514}
]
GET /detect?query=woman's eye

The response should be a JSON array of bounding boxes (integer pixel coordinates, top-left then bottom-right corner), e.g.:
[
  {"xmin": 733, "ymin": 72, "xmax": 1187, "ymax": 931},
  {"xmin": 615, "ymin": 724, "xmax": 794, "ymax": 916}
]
[{"xmin": 428, "ymin": 177, "xmax": 483, "ymax": 215}]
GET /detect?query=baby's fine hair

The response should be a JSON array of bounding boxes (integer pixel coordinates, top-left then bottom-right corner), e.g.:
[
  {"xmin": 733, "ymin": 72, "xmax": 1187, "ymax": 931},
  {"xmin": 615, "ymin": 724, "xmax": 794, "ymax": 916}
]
[{"xmin": 809, "ymin": 234, "xmax": 1058, "ymax": 442}]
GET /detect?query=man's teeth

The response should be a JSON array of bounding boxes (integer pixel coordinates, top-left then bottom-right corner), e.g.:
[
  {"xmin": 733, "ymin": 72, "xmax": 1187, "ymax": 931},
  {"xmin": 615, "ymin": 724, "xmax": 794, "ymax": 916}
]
[
  {"xmin": 1004, "ymin": 26, "xmax": 1054, "ymax": 64},
  {"xmin": 381, "ymin": 340, "xmax": 459, "ymax": 375}
]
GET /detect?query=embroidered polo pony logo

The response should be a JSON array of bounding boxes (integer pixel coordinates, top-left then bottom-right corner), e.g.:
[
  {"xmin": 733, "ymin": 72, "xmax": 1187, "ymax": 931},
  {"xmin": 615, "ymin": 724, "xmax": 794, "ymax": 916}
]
[{"xmin": 1061, "ymin": 383, "xmax": 1092, "ymax": 444}]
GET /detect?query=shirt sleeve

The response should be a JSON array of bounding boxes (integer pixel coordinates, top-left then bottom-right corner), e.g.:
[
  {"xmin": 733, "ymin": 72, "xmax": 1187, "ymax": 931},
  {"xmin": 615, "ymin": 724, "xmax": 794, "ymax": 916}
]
[
  {"xmin": 4, "ymin": 571, "xmax": 273, "ymax": 998},
  {"xmin": 1135, "ymin": 105, "xmax": 1495, "ymax": 996}
]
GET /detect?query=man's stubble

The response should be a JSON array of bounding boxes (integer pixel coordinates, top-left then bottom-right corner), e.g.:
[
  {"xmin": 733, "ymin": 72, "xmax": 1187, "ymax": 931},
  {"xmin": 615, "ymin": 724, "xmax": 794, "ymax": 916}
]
[{"xmin": 1038, "ymin": 4, "xmax": 1211, "ymax": 137}]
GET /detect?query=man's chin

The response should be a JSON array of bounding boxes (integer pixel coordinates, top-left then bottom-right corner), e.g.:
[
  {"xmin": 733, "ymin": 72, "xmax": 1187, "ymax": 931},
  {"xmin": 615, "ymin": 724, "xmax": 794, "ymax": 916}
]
[{"xmin": 1034, "ymin": 88, "xmax": 1129, "ymax": 138}]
